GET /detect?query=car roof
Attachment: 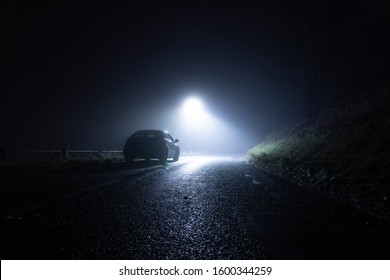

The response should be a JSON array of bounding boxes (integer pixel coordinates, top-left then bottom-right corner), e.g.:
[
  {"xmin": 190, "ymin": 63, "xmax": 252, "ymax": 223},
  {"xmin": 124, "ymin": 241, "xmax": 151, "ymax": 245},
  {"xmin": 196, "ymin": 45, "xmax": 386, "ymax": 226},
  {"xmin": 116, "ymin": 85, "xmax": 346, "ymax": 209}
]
[
  {"xmin": 133, "ymin": 129, "xmax": 167, "ymax": 134},
  {"xmin": 131, "ymin": 130, "xmax": 170, "ymax": 137}
]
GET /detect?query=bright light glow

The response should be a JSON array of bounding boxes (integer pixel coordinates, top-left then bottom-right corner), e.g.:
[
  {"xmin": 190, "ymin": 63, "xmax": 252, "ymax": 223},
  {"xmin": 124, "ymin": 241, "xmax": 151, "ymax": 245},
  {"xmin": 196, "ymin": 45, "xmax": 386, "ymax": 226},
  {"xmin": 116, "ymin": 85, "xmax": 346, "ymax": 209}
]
[
  {"xmin": 164, "ymin": 93, "xmax": 258, "ymax": 154},
  {"xmin": 180, "ymin": 96, "xmax": 213, "ymax": 127},
  {"xmin": 181, "ymin": 155, "xmax": 241, "ymax": 173},
  {"xmin": 180, "ymin": 96, "xmax": 211, "ymax": 128},
  {"xmin": 182, "ymin": 97, "xmax": 205, "ymax": 115},
  {"xmin": 177, "ymin": 95, "xmax": 239, "ymax": 153},
  {"xmin": 120, "ymin": 91, "xmax": 257, "ymax": 155}
]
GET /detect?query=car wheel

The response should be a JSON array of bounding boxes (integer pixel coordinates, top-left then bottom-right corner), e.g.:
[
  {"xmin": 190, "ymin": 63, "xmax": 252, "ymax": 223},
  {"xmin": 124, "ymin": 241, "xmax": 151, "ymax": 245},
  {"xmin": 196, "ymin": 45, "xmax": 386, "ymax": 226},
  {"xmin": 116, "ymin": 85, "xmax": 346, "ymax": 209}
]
[
  {"xmin": 124, "ymin": 153, "xmax": 133, "ymax": 163},
  {"xmin": 173, "ymin": 151, "xmax": 180, "ymax": 162},
  {"xmin": 160, "ymin": 148, "xmax": 168, "ymax": 163}
]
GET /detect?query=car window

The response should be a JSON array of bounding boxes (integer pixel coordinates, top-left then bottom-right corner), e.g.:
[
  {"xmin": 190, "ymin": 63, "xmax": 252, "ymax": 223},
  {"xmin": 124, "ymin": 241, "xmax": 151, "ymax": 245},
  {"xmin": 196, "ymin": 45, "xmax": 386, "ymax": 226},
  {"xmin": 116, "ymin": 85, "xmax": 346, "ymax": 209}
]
[
  {"xmin": 167, "ymin": 133, "xmax": 175, "ymax": 142},
  {"xmin": 146, "ymin": 133, "xmax": 157, "ymax": 138},
  {"xmin": 132, "ymin": 130, "xmax": 173, "ymax": 139},
  {"xmin": 132, "ymin": 132, "xmax": 157, "ymax": 138}
]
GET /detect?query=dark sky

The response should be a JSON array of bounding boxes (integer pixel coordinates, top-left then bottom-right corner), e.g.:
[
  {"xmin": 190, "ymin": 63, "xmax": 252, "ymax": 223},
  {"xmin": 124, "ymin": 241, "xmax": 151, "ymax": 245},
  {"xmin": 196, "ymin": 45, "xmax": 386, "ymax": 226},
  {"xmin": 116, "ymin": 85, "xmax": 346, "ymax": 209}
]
[{"xmin": 3, "ymin": 1, "xmax": 390, "ymax": 152}]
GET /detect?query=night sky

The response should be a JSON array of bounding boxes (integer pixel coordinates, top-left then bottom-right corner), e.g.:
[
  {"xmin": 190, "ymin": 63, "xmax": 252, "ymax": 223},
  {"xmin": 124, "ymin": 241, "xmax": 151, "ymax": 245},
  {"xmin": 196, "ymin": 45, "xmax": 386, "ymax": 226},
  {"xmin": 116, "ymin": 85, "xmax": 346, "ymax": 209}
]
[{"xmin": 3, "ymin": 1, "xmax": 390, "ymax": 153}]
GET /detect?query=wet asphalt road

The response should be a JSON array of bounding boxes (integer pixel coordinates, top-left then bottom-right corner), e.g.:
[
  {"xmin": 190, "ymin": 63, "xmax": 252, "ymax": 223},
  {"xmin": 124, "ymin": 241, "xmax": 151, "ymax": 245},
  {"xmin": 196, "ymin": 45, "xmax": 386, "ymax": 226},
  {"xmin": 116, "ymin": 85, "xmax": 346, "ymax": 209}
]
[{"xmin": 1, "ymin": 155, "xmax": 390, "ymax": 259}]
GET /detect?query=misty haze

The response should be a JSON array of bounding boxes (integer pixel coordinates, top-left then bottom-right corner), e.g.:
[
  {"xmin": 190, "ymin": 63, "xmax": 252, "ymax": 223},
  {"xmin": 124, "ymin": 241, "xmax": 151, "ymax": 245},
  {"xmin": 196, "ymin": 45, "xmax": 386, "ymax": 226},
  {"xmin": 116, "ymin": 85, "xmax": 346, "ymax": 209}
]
[{"xmin": 1, "ymin": 0, "xmax": 390, "ymax": 260}]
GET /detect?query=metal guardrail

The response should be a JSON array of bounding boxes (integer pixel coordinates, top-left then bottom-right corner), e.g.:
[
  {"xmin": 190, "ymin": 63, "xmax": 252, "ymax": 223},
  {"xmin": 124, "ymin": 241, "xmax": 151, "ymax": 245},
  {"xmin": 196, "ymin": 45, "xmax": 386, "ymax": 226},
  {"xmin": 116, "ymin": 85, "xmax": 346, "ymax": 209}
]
[{"xmin": 0, "ymin": 149, "xmax": 123, "ymax": 162}]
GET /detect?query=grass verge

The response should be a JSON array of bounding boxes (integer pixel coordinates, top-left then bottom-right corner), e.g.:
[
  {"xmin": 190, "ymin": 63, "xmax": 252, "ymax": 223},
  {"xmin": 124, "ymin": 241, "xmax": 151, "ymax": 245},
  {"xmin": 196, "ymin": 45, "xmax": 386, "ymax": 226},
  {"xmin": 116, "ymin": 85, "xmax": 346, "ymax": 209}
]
[{"xmin": 247, "ymin": 83, "xmax": 390, "ymax": 220}]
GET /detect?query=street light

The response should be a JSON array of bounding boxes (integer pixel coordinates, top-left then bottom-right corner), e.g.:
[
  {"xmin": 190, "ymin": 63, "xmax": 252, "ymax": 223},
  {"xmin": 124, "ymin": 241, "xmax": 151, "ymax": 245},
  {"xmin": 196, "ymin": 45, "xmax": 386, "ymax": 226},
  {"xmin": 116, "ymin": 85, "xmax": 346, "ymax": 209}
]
[
  {"xmin": 182, "ymin": 96, "xmax": 205, "ymax": 116},
  {"xmin": 177, "ymin": 95, "xmax": 241, "ymax": 154},
  {"xmin": 180, "ymin": 96, "xmax": 210, "ymax": 127}
]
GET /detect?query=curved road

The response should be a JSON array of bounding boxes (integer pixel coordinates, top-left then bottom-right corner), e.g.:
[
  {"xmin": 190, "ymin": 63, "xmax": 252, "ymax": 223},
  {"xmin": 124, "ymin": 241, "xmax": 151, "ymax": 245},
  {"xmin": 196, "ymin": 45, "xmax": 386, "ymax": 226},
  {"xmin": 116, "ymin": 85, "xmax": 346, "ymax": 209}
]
[{"xmin": 1, "ymin": 155, "xmax": 390, "ymax": 259}]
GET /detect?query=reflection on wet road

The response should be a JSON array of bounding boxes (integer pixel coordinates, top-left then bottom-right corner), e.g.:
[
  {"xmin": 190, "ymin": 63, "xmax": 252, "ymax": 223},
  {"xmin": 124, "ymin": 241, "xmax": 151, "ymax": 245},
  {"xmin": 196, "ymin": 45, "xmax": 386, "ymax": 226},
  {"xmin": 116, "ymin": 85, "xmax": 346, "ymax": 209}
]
[{"xmin": 1, "ymin": 155, "xmax": 390, "ymax": 259}]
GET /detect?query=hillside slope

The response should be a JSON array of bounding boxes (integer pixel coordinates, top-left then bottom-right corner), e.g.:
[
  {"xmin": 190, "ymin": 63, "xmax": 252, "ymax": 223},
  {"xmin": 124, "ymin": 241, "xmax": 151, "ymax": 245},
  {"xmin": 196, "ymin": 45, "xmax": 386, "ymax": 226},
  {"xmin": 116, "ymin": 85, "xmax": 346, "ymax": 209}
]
[{"xmin": 247, "ymin": 83, "xmax": 390, "ymax": 220}]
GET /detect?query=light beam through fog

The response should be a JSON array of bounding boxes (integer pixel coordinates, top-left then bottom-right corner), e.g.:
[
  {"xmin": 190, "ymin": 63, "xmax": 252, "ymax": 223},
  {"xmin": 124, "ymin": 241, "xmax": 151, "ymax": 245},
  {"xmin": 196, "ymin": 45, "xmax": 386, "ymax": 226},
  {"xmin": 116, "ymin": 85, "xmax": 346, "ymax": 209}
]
[
  {"xmin": 117, "ymin": 92, "xmax": 259, "ymax": 154},
  {"xmin": 174, "ymin": 95, "xmax": 246, "ymax": 154},
  {"xmin": 181, "ymin": 97, "xmax": 205, "ymax": 119}
]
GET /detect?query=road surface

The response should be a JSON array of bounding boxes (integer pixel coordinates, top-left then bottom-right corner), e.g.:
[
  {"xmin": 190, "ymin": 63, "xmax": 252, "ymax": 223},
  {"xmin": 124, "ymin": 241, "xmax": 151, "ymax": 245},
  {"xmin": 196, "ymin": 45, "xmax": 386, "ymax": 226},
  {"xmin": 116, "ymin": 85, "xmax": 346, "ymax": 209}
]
[{"xmin": 1, "ymin": 155, "xmax": 390, "ymax": 259}]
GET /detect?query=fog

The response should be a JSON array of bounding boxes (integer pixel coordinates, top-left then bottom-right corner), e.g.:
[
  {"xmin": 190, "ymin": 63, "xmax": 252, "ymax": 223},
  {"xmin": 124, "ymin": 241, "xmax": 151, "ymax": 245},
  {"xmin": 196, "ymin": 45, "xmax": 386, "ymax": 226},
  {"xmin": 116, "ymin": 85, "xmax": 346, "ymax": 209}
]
[{"xmin": 2, "ymin": 1, "xmax": 389, "ymax": 153}]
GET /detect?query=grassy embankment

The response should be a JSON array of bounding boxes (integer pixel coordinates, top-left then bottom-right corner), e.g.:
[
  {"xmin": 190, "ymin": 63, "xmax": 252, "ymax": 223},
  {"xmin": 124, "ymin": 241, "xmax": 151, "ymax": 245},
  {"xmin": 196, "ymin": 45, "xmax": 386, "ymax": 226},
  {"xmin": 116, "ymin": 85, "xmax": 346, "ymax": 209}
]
[{"xmin": 247, "ymin": 84, "xmax": 390, "ymax": 220}]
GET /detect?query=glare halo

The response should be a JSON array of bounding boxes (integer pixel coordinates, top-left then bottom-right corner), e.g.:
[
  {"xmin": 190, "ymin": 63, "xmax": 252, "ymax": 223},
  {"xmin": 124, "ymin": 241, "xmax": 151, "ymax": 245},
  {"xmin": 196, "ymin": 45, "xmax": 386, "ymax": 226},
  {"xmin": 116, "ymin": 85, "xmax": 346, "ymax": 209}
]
[{"xmin": 182, "ymin": 97, "xmax": 205, "ymax": 115}]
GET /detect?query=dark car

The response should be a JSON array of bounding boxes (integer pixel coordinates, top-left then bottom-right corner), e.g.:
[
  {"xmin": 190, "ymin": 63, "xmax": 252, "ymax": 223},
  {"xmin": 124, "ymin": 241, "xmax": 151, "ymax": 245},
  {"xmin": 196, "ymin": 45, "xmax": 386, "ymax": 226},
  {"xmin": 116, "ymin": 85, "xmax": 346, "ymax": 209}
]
[{"xmin": 123, "ymin": 130, "xmax": 180, "ymax": 163}]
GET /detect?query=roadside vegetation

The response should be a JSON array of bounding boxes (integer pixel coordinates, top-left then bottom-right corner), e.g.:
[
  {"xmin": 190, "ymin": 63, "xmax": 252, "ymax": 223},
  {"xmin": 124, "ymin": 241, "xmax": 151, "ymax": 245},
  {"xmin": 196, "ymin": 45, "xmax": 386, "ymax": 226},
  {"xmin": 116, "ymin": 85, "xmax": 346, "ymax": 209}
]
[{"xmin": 247, "ymin": 83, "xmax": 390, "ymax": 220}]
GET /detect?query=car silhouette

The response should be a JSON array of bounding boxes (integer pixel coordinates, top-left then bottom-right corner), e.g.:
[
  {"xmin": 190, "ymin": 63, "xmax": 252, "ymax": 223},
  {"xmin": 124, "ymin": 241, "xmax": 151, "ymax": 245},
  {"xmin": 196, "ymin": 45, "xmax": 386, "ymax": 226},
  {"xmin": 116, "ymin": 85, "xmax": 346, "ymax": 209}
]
[{"xmin": 123, "ymin": 130, "xmax": 180, "ymax": 163}]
